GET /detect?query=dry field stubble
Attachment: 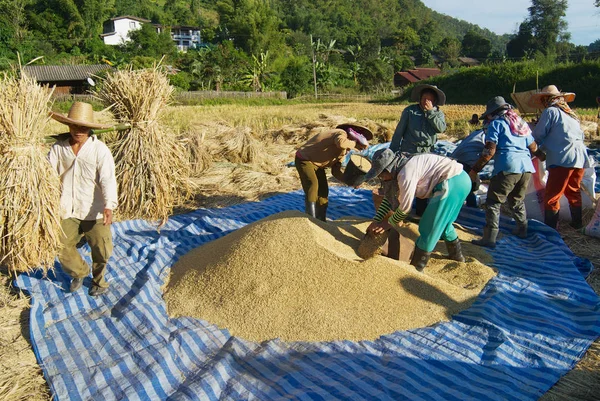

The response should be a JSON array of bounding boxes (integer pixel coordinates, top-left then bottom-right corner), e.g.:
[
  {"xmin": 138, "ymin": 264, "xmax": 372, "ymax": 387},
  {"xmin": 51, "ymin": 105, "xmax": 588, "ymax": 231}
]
[{"xmin": 1, "ymin": 101, "xmax": 599, "ymax": 400}]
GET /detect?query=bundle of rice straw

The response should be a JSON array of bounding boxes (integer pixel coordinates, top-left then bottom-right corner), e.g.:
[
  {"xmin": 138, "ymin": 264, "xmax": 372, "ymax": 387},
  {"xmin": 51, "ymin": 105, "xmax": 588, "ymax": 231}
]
[
  {"xmin": 0, "ymin": 71, "xmax": 62, "ymax": 274},
  {"xmin": 96, "ymin": 65, "xmax": 190, "ymax": 224},
  {"xmin": 181, "ymin": 126, "xmax": 212, "ymax": 176},
  {"xmin": 217, "ymin": 126, "xmax": 262, "ymax": 164}
]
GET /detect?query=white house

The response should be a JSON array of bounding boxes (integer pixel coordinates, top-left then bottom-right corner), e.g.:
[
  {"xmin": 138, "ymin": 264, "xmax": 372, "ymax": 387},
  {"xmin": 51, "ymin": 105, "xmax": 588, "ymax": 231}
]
[
  {"xmin": 101, "ymin": 16, "xmax": 202, "ymax": 51},
  {"xmin": 171, "ymin": 26, "xmax": 202, "ymax": 52},
  {"xmin": 101, "ymin": 16, "xmax": 150, "ymax": 45}
]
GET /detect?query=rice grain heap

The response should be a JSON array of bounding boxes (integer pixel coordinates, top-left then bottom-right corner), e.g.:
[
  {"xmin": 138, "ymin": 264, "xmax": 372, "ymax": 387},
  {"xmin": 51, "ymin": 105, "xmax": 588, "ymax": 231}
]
[
  {"xmin": 0, "ymin": 72, "xmax": 62, "ymax": 274},
  {"xmin": 96, "ymin": 65, "xmax": 190, "ymax": 223},
  {"xmin": 165, "ymin": 212, "xmax": 496, "ymax": 342}
]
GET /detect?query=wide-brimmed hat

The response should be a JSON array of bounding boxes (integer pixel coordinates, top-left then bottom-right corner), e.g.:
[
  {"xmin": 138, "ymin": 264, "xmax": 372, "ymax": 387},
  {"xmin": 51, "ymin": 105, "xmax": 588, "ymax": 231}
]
[
  {"xmin": 480, "ymin": 96, "xmax": 510, "ymax": 120},
  {"xmin": 528, "ymin": 85, "xmax": 576, "ymax": 109},
  {"xmin": 410, "ymin": 84, "xmax": 446, "ymax": 106},
  {"xmin": 363, "ymin": 148, "xmax": 411, "ymax": 182},
  {"xmin": 50, "ymin": 102, "xmax": 111, "ymax": 129},
  {"xmin": 336, "ymin": 123, "xmax": 374, "ymax": 141}
]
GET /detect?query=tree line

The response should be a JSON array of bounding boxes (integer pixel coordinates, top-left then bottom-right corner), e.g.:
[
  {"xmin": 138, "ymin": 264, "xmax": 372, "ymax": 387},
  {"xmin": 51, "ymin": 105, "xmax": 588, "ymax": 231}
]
[{"xmin": 0, "ymin": 0, "xmax": 596, "ymax": 97}]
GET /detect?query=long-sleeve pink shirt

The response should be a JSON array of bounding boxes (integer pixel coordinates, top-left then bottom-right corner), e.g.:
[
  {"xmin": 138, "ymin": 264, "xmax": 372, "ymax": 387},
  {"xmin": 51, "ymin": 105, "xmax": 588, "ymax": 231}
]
[{"xmin": 395, "ymin": 153, "xmax": 463, "ymax": 213}]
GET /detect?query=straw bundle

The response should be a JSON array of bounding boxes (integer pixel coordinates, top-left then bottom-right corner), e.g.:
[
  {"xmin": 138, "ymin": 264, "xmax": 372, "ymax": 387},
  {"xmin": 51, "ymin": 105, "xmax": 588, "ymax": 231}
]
[
  {"xmin": 0, "ymin": 72, "xmax": 62, "ymax": 274},
  {"xmin": 216, "ymin": 126, "xmax": 262, "ymax": 164},
  {"xmin": 181, "ymin": 126, "xmax": 212, "ymax": 176},
  {"xmin": 96, "ymin": 66, "xmax": 191, "ymax": 223}
]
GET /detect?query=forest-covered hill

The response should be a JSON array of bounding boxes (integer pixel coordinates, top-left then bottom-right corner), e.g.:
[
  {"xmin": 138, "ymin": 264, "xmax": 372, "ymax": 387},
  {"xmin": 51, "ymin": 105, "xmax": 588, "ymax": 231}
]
[{"xmin": 0, "ymin": 0, "xmax": 589, "ymax": 96}]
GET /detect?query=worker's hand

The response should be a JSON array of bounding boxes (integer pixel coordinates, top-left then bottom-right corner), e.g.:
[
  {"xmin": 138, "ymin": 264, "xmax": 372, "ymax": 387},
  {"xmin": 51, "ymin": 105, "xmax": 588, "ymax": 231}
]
[
  {"xmin": 367, "ymin": 220, "xmax": 390, "ymax": 236},
  {"xmin": 535, "ymin": 150, "xmax": 547, "ymax": 162},
  {"xmin": 468, "ymin": 170, "xmax": 479, "ymax": 183},
  {"xmin": 356, "ymin": 141, "xmax": 368, "ymax": 151},
  {"xmin": 103, "ymin": 209, "xmax": 113, "ymax": 225},
  {"xmin": 422, "ymin": 99, "xmax": 434, "ymax": 111}
]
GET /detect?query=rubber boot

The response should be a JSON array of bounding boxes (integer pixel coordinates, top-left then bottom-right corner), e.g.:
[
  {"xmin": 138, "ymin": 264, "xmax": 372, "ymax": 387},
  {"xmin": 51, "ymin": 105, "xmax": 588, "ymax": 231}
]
[
  {"xmin": 410, "ymin": 246, "xmax": 431, "ymax": 272},
  {"xmin": 544, "ymin": 209, "xmax": 559, "ymax": 230},
  {"xmin": 472, "ymin": 227, "xmax": 499, "ymax": 248},
  {"xmin": 511, "ymin": 222, "xmax": 528, "ymax": 239},
  {"xmin": 305, "ymin": 201, "xmax": 317, "ymax": 218},
  {"xmin": 445, "ymin": 238, "xmax": 465, "ymax": 262},
  {"xmin": 316, "ymin": 203, "xmax": 328, "ymax": 222},
  {"xmin": 569, "ymin": 206, "xmax": 582, "ymax": 229}
]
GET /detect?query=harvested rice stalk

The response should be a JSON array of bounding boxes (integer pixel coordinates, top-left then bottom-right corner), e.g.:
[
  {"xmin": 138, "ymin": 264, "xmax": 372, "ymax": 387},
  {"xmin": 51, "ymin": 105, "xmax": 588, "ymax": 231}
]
[
  {"xmin": 96, "ymin": 66, "xmax": 191, "ymax": 224},
  {"xmin": 182, "ymin": 127, "xmax": 212, "ymax": 176},
  {"xmin": 0, "ymin": 72, "xmax": 62, "ymax": 274},
  {"xmin": 217, "ymin": 126, "xmax": 262, "ymax": 164}
]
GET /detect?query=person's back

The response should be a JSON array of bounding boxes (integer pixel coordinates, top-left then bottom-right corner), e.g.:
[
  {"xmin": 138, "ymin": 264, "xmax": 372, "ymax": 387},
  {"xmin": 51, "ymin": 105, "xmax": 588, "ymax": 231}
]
[
  {"xmin": 487, "ymin": 119, "xmax": 535, "ymax": 177},
  {"xmin": 533, "ymin": 107, "xmax": 587, "ymax": 168},
  {"xmin": 450, "ymin": 129, "xmax": 485, "ymax": 167}
]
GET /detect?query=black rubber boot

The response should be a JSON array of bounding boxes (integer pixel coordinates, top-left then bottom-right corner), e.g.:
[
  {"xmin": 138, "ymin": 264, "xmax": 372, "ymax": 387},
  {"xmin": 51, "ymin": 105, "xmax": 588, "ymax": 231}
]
[
  {"xmin": 316, "ymin": 203, "xmax": 328, "ymax": 222},
  {"xmin": 511, "ymin": 222, "xmax": 528, "ymax": 239},
  {"xmin": 445, "ymin": 238, "xmax": 465, "ymax": 262},
  {"xmin": 410, "ymin": 246, "xmax": 431, "ymax": 272},
  {"xmin": 305, "ymin": 201, "xmax": 317, "ymax": 218},
  {"xmin": 569, "ymin": 206, "xmax": 583, "ymax": 229},
  {"xmin": 544, "ymin": 209, "xmax": 559, "ymax": 230},
  {"xmin": 472, "ymin": 227, "xmax": 499, "ymax": 248}
]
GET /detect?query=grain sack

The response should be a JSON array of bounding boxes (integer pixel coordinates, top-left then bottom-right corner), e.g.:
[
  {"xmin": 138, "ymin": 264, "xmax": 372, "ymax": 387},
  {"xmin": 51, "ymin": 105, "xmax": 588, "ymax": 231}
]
[{"xmin": 164, "ymin": 212, "xmax": 496, "ymax": 342}]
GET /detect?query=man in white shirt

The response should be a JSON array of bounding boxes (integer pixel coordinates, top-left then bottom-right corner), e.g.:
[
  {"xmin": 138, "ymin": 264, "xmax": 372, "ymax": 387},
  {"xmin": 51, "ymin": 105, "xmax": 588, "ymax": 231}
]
[{"xmin": 49, "ymin": 102, "xmax": 118, "ymax": 296}]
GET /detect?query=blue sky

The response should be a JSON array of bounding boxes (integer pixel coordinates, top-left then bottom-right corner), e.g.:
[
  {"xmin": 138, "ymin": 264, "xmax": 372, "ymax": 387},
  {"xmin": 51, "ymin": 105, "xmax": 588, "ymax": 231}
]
[{"xmin": 421, "ymin": 0, "xmax": 600, "ymax": 46}]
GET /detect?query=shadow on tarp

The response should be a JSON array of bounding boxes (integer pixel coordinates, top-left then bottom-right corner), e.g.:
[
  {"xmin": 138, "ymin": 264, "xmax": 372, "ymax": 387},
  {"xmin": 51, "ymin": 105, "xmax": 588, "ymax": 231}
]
[{"xmin": 12, "ymin": 187, "xmax": 600, "ymax": 401}]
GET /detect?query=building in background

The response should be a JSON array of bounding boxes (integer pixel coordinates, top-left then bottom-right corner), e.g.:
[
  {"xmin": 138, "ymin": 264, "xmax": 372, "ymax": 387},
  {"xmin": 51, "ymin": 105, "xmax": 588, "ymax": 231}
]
[
  {"xmin": 393, "ymin": 68, "xmax": 442, "ymax": 88},
  {"xmin": 101, "ymin": 16, "xmax": 202, "ymax": 51},
  {"xmin": 101, "ymin": 16, "xmax": 150, "ymax": 46},
  {"xmin": 23, "ymin": 65, "xmax": 113, "ymax": 95}
]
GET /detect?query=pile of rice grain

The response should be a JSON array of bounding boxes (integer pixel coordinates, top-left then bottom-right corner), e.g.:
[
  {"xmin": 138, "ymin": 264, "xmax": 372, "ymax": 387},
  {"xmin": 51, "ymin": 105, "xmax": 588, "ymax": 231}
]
[{"xmin": 164, "ymin": 211, "xmax": 496, "ymax": 342}]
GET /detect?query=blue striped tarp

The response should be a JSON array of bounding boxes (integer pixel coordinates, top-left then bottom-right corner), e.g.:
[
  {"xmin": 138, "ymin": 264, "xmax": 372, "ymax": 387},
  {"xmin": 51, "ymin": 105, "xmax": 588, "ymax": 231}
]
[{"xmin": 15, "ymin": 187, "xmax": 600, "ymax": 401}]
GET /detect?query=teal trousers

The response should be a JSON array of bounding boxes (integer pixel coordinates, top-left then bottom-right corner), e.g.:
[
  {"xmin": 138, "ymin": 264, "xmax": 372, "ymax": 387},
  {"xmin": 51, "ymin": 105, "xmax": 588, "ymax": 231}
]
[{"xmin": 416, "ymin": 171, "xmax": 471, "ymax": 252}]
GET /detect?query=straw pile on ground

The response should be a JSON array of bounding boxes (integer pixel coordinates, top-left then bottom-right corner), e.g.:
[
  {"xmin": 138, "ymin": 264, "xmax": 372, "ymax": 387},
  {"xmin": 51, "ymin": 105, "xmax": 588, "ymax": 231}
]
[
  {"xmin": 164, "ymin": 211, "xmax": 496, "ymax": 342},
  {"xmin": 180, "ymin": 127, "xmax": 212, "ymax": 176},
  {"xmin": 0, "ymin": 72, "xmax": 62, "ymax": 275},
  {"xmin": 96, "ymin": 66, "xmax": 190, "ymax": 223}
]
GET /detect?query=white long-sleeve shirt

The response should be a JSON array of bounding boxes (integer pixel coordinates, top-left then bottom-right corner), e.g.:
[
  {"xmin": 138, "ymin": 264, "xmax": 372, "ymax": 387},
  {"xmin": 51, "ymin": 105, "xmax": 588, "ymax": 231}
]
[
  {"xmin": 396, "ymin": 153, "xmax": 463, "ymax": 213},
  {"xmin": 48, "ymin": 135, "xmax": 118, "ymax": 220}
]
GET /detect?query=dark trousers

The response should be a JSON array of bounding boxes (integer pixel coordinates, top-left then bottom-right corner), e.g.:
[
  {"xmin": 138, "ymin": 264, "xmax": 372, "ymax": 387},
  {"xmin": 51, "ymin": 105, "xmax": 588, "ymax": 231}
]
[
  {"xmin": 459, "ymin": 162, "xmax": 478, "ymax": 208},
  {"xmin": 295, "ymin": 156, "xmax": 329, "ymax": 205},
  {"xmin": 485, "ymin": 172, "xmax": 531, "ymax": 230}
]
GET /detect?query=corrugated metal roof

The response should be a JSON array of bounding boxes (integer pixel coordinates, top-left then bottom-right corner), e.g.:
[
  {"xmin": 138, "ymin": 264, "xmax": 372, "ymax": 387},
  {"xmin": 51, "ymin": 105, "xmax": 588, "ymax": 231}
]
[
  {"xmin": 397, "ymin": 72, "xmax": 420, "ymax": 83},
  {"xmin": 23, "ymin": 65, "xmax": 112, "ymax": 82},
  {"xmin": 408, "ymin": 68, "xmax": 441, "ymax": 80}
]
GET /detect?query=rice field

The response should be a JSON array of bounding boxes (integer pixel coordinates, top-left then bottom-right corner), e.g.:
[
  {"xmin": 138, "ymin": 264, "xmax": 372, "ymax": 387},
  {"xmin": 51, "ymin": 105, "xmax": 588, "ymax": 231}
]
[{"xmin": 1, "ymin": 100, "xmax": 599, "ymax": 401}]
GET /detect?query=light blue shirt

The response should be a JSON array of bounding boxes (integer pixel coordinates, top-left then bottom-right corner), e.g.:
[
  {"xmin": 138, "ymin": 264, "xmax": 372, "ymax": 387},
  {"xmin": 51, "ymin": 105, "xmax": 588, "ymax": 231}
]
[
  {"xmin": 449, "ymin": 129, "xmax": 485, "ymax": 167},
  {"xmin": 532, "ymin": 107, "xmax": 588, "ymax": 169},
  {"xmin": 485, "ymin": 119, "xmax": 535, "ymax": 176}
]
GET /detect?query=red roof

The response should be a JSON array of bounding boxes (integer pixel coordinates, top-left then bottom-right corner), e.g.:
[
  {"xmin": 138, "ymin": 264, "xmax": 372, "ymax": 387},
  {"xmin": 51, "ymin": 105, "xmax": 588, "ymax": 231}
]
[
  {"xmin": 394, "ymin": 68, "xmax": 442, "ymax": 87},
  {"xmin": 397, "ymin": 71, "xmax": 420, "ymax": 83},
  {"xmin": 407, "ymin": 68, "xmax": 441, "ymax": 80}
]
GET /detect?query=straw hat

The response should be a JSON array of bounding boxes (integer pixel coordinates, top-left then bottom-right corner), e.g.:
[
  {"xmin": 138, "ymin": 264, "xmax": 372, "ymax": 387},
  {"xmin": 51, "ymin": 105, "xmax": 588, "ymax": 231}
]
[
  {"xmin": 528, "ymin": 85, "xmax": 575, "ymax": 109},
  {"xmin": 410, "ymin": 84, "xmax": 446, "ymax": 106},
  {"xmin": 50, "ymin": 102, "xmax": 111, "ymax": 129},
  {"xmin": 336, "ymin": 123, "xmax": 374, "ymax": 140},
  {"xmin": 479, "ymin": 96, "xmax": 510, "ymax": 120}
]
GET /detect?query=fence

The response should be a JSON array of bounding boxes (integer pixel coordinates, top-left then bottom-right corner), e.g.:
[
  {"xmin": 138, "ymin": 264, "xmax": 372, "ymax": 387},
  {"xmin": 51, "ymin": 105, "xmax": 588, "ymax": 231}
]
[{"xmin": 176, "ymin": 90, "xmax": 288, "ymax": 101}]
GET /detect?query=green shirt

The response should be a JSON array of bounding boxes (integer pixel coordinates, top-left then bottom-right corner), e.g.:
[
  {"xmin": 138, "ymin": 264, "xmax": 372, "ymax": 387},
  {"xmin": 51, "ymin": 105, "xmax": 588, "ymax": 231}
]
[{"xmin": 389, "ymin": 104, "xmax": 446, "ymax": 154}]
